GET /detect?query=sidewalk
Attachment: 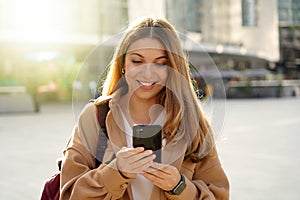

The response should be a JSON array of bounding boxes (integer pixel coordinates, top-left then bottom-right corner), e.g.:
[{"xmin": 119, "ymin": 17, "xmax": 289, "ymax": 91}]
[
  {"xmin": 217, "ymin": 98, "xmax": 300, "ymax": 200},
  {"xmin": 0, "ymin": 103, "xmax": 74, "ymax": 199},
  {"xmin": 0, "ymin": 98, "xmax": 300, "ymax": 199}
]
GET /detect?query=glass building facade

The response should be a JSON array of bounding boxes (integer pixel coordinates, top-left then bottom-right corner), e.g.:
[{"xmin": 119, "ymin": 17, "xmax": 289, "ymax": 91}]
[
  {"xmin": 278, "ymin": 0, "xmax": 300, "ymax": 26},
  {"xmin": 165, "ymin": 0, "xmax": 204, "ymax": 33},
  {"xmin": 277, "ymin": 0, "xmax": 300, "ymax": 79}
]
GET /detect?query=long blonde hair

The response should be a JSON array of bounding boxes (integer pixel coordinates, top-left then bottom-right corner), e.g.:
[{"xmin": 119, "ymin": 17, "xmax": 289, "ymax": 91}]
[{"xmin": 102, "ymin": 17, "xmax": 211, "ymax": 162}]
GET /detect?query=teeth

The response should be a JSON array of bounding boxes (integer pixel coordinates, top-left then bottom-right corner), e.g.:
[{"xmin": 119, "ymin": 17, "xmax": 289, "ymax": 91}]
[{"xmin": 140, "ymin": 81, "xmax": 153, "ymax": 86}]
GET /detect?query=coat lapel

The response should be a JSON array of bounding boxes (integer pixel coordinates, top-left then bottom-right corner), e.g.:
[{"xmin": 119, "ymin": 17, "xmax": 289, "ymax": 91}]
[{"xmin": 106, "ymin": 96, "xmax": 127, "ymax": 151}]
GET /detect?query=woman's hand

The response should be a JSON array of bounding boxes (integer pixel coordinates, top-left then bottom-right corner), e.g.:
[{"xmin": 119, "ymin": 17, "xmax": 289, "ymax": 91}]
[
  {"xmin": 141, "ymin": 162, "xmax": 181, "ymax": 191},
  {"xmin": 116, "ymin": 147, "xmax": 156, "ymax": 178}
]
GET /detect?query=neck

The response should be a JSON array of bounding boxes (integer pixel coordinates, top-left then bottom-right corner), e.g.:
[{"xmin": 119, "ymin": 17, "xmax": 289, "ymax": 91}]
[
  {"xmin": 130, "ymin": 95, "xmax": 154, "ymax": 124},
  {"xmin": 121, "ymin": 94, "xmax": 161, "ymax": 125}
]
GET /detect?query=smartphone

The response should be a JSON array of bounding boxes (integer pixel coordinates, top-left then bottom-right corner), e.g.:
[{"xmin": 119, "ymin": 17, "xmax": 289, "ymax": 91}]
[{"xmin": 133, "ymin": 124, "xmax": 162, "ymax": 163}]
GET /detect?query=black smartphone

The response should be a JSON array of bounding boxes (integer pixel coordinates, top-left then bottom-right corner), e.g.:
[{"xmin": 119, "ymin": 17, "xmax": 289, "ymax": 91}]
[{"xmin": 133, "ymin": 124, "xmax": 162, "ymax": 163}]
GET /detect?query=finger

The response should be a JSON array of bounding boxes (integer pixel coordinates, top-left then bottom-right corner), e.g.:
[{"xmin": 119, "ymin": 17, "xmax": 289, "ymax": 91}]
[
  {"xmin": 142, "ymin": 169, "xmax": 180, "ymax": 191},
  {"xmin": 142, "ymin": 171, "xmax": 166, "ymax": 188},
  {"xmin": 142, "ymin": 171, "xmax": 162, "ymax": 181},
  {"xmin": 117, "ymin": 150, "xmax": 155, "ymax": 174},
  {"xmin": 119, "ymin": 150, "xmax": 154, "ymax": 168},
  {"xmin": 150, "ymin": 162, "xmax": 166, "ymax": 170},
  {"xmin": 143, "ymin": 167, "xmax": 168, "ymax": 179},
  {"xmin": 121, "ymin": 153, "xmax": 155, "ymax": 173},
  {"xmin": 119, "ymin": 147, "xmax": 145, "ymax": 155},
  {"xmin": 144, "ymin": 163, "xmax": 169, "ymax": 175},
  {"xmin": 131, "ymin": 147, "xmax": 145, "ymax": 152},
  {"xmin": 131, "ymin": 154, "xmax": 156, "ymax": 171},
  {"xmin": 129, "ymin": 150, "xmax": 153, "ymax": 163},
  {"xmin": 117, "ymin": 147, "xmax": 145, "ymax": 160},
  {"xmin": 150, "ymin": 162, "xmax": 174, "ymax": 174}
]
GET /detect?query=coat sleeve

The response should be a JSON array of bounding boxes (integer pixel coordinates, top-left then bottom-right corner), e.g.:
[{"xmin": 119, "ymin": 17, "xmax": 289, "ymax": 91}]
[
  {"xmin": 60, "ymin": 103, "xmax": 134, "ymax": 200},
  {"xmin": 60, "ymin": 127, "xmax": 134, "ymax": 200},
  {"xmin": 165, "ymin": 147, "xmax": 230, "ymax": 200}
]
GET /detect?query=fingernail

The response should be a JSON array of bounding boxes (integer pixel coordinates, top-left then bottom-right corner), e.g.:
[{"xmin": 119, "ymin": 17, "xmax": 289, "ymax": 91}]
[{"xmin": 137, "ymin": 147, "xmax": 144, "ymax": 151}]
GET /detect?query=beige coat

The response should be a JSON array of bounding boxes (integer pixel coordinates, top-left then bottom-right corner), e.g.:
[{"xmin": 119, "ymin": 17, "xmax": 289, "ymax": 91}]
[{"xmin": 60, "ymin": 99, "xmax": 230, "ymax": 200}]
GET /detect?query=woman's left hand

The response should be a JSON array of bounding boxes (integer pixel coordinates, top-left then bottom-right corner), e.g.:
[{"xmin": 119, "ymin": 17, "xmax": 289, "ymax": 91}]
[{"xmin": 141, "ymin": 162, "xmax": 181, "ymax": 191}]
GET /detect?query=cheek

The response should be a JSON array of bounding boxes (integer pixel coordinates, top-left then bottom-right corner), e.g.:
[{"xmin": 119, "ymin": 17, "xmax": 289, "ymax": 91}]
[
  {"xmin": 124, "ymin": 60, "xmax": 135, "ymax": 79},
  {"xmin": 158, "ymin": 68, "xmax": 169, "ymax": 84},
  {"xmin": 124, "ymin": 64, "xmax": 140, "ymax": 85},
  {"xmin": 124, "ymin": 59, "xmax": 131, "ymax": 72},
  {"xmin": 125, "ymin": 66, "xmax": 141, "ymax": 80}
]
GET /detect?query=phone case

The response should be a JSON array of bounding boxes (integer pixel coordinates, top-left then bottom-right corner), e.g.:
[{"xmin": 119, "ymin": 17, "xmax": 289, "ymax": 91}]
[{"xmin": 133, "ymin": 124, "xmax": 162, "ymax": 163}]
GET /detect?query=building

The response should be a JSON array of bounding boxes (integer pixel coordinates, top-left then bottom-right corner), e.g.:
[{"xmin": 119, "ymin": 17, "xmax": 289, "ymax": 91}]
[
  {"xmin": 129, "ymin": 0, "xmax": 279, "ymax": 75},
  {"xmin": 2, "ymin": 0, "xmax": 294, "ymax": 103},
  {"xmin": 277, "ymin": 0, "xmax": 300, "ymax": 79},
  {"xmin": 128, "ymin": 0, "xmax": 300, "ymax": 98}
]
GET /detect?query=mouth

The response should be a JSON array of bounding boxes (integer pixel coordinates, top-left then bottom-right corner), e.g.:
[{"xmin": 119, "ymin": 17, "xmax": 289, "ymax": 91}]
[
  {"xmin": 137, "ymin": 80, "xmax": 157, "ymax": 89},
  {"xmin": 138, "ymin": 80, "xmax": 156, "ymax": 86}
]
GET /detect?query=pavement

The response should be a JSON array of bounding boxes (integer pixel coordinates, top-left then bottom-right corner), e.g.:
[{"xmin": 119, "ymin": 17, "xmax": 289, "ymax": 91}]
[
  {"xmin": 0, "ymin": 98, "xmax": 300, "ymax": 200},
  {"xmin": 0, "ymin": 103, "xmax": 74, "ymax": 200}
]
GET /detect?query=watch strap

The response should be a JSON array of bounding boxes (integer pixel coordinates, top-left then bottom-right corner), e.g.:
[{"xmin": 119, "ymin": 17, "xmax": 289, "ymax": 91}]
[{"xmin": 167, "ymin": 173, "xmax": 187, "ymax": 195}]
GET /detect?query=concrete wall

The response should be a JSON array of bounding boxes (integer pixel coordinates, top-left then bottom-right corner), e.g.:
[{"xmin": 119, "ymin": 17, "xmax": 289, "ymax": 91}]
[
  {"xmin": 230, "ymin": 0, "xmax": 280, "ymax": 62},
  {"xmin": 128, "ymin": 0, "xmax": 166, "ymax": 23},
  {"xmin": 0, "ymin": 93, "xmax": 36, "ymax": 113}
]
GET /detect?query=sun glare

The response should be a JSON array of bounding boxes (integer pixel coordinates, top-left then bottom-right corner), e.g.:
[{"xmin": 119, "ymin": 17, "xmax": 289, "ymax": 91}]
[{"xmin": 8, "ymin": 0, "xmax": 68, "ymax": 43}]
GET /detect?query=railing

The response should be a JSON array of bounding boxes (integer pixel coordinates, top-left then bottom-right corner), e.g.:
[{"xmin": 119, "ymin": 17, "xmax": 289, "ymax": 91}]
[
  {"xmin": 0, "ymin": 86, "xmax": 26, "ymax": 94},
  {"xmin": 226, "ymin": 80, "xmax": 300, "ymax": 98}
]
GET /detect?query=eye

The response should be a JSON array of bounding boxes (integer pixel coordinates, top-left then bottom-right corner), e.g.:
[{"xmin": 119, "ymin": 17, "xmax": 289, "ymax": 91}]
[
  {"xmin": 155, "ymin": 57, "xmax": 168, "ymax": 67},
  {"xmin": 131, "ymin": 60, "xmax": 142, "ymax": 64},
  {"xmin": 155, "ymin": 62, "xmax": 167, "ymax": 67}
]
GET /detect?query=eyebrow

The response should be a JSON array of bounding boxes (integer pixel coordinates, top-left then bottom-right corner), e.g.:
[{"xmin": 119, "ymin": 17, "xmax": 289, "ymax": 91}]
[{"xmin": 129, "ymin": 53, "xmax": 167, "ymax": 60}]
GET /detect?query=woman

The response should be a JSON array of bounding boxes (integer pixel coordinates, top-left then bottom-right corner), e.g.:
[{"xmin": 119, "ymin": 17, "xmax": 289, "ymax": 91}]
[{"xmin": 60, "ymin": 17, "xmax": 229, "ymax": 199}]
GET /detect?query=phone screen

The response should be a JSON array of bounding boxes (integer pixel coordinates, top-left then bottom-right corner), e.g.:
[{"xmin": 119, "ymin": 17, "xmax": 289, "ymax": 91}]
[{"xmin": 133, "ymin": 124, "xmax": 162, "ymax": 163}]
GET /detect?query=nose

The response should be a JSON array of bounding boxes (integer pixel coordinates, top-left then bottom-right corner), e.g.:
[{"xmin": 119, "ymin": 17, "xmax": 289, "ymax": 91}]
[{"xmin": 142, "ymin": 63, "xmax": 153, "ymax": 78}]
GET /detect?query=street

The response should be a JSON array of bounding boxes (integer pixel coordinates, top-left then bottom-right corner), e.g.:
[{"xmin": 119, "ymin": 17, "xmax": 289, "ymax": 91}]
[
  {"xmin": 218, "ymin": 98, "xmax": 300, "ymax": 199},
  {"xmin": 0, "ymin": 98, "xmax": 300, "ymax": 199}
]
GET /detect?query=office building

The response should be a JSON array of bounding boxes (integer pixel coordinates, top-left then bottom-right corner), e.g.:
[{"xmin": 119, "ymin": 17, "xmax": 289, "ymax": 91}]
[{"xmin": 277, "ymin": 0, "xmax": 300, "ymax": 79}]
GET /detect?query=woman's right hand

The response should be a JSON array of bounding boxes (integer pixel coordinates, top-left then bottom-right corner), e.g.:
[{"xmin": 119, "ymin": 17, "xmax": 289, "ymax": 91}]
[{"xmin": 116, "ymin": 147, "xmax": 156, "ymax": 178}]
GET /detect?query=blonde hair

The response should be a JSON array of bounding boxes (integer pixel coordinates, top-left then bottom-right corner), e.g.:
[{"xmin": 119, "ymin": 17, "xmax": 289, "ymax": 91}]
[{"xmin": 102, "ymin": 17, "xmax": 211, "ymax": 162}]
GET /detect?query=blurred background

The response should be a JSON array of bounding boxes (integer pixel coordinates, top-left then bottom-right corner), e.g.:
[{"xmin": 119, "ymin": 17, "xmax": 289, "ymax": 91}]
[{"xmin": 0, "ymin": 0, "xmax": 299, "ymax": 199}]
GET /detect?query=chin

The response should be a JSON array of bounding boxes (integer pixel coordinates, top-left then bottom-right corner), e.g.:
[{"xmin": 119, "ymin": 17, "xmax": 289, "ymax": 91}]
[{"xmin": 133, "ymin": 90, "xmax": 160, "ymax": 101}]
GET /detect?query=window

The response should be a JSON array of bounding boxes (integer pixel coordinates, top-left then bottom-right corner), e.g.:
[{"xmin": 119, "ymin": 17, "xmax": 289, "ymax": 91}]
[
  {"xmin": 166, "ymin": 0, "xmax": 204, "ymax": 33},
  {"xmin": 242, "ymin": 0, "xmax": 258, "ymax": 27}
]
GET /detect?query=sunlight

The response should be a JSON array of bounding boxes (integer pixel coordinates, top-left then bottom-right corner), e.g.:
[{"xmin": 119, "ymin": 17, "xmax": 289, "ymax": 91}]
[
  {"xmin": 11, "ymin": 0, "xmax": 57, "ymax": 31},
  {"xmin": 6, "ymin": 0, "xmax": 70, "ymax": 43}
]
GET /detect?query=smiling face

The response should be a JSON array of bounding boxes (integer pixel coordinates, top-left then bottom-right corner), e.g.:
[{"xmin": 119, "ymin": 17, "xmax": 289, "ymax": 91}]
[{"xmin": 124, "ymin": 37, "xmax": 168, "ymax": 103}]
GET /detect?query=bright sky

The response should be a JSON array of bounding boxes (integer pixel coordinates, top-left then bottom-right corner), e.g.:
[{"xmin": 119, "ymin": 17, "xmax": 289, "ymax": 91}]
[{"xmin": 1, "ymin": 0, "xmax": 88, "ymax": 44}]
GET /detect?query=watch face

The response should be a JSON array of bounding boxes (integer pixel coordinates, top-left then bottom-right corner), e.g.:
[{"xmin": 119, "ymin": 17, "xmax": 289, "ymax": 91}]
[
  {"xmin": 170, "ymin": 174, "xmax": 187, "ymax": 195},
  {"xmin": 173, "ymin": 181, "xmax": 186, "ymax": 195}
]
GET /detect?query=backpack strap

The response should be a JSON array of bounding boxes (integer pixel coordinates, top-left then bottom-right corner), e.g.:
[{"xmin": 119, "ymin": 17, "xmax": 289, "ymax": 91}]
[{"xmin": 95, "ymin": 100, "xmax": 110, "ymax": 167}]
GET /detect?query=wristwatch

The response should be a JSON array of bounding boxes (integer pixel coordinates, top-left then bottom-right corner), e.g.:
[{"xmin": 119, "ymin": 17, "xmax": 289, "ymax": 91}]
[{"xmin": 168, "ymin": 174, "xmax": 187, "ymax": 195}]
